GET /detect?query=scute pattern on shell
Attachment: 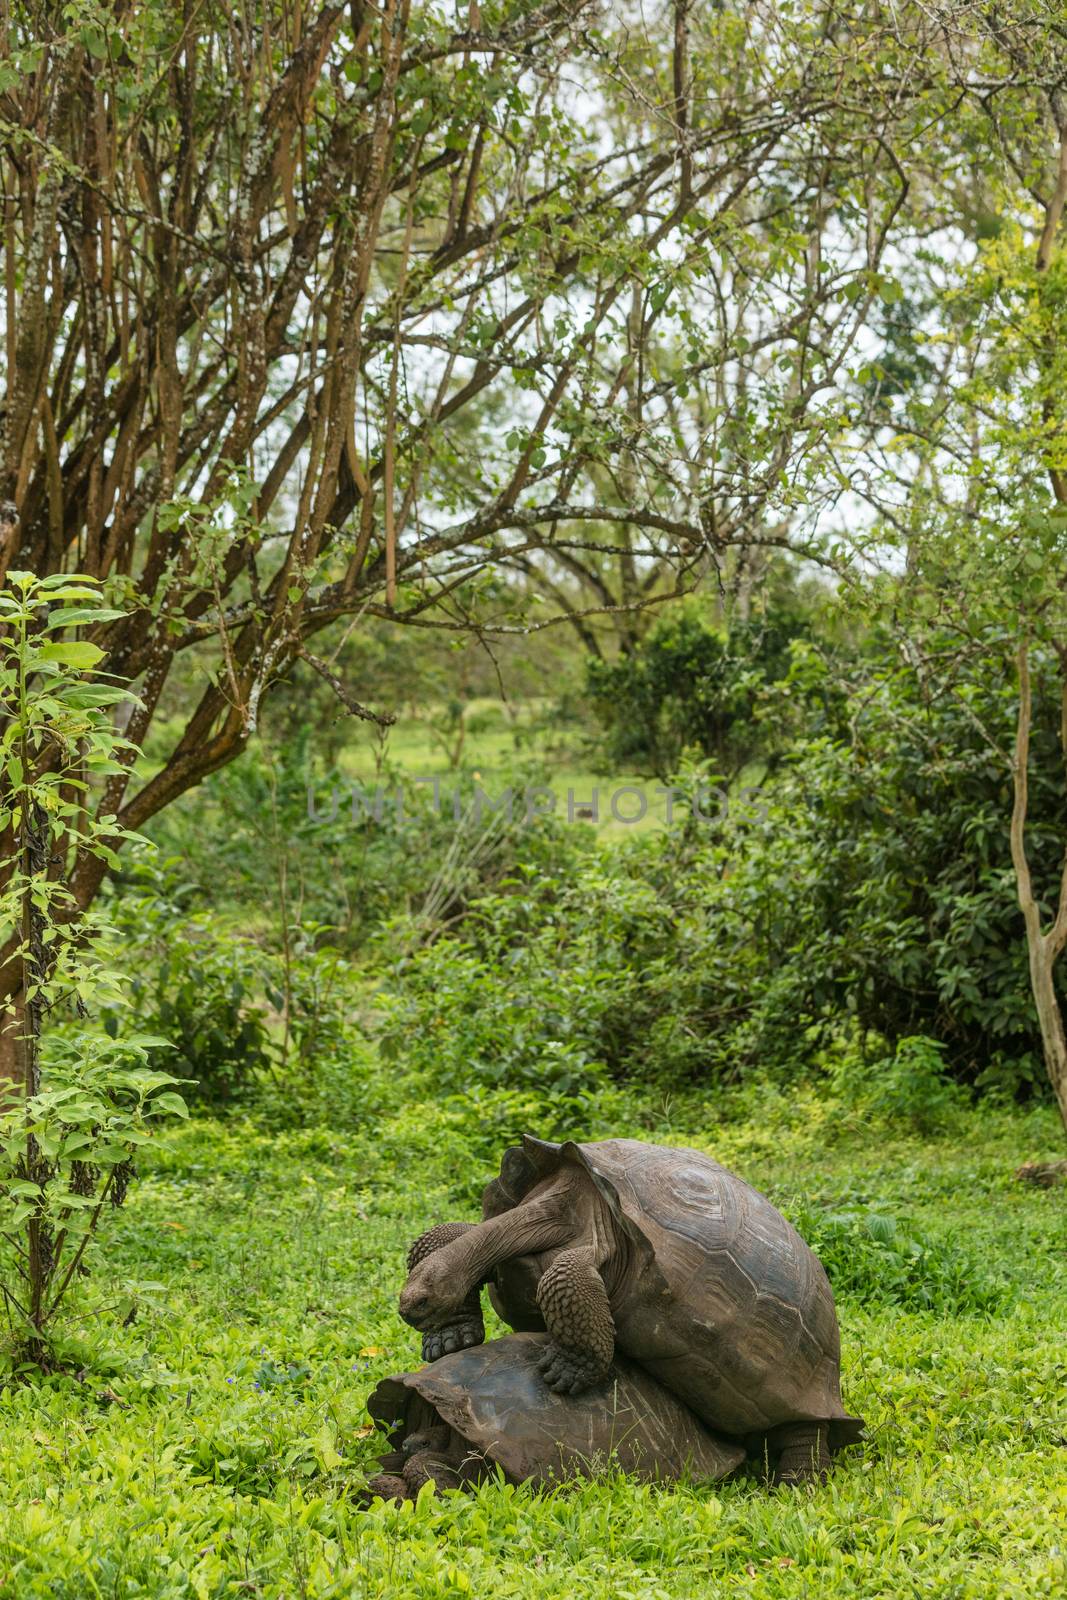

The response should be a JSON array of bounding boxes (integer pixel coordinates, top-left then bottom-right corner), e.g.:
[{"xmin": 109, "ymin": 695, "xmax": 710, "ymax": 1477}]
[
  {"xmin": 484, "ymin": 1136, "xmax": 864, "ymax": 1445},
  {"xmin": 367, "ymin": 1333, "xmax": 747, "ymax": 1488}
]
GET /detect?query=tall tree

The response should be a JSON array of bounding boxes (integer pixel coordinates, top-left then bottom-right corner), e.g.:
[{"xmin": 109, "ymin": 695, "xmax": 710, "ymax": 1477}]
[
  {"xmin": 0, "ymin": 0, "xmax": 922, "ymax": 1074},
  {"xmin": 820, "ymin": 2, "xmax": 1067, "ymax": 1130}
]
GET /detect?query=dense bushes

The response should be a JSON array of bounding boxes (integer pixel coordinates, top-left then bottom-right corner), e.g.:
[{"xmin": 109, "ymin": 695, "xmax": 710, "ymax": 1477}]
[
  {"xmin": 384, "ymin": 640, "xmax": 1061, "ymax": 1101},
  {"xmin": 124, "ymin": 621, "xmax": 1062, "ymax": 1110},
  {"xmin": 141, "ymin": 734, "xmax": 457, "ymax": 946},
  {"xmin": 379, "ymin": 853, "xmax": 660, "ymax": 1096},
  {"xmin": 112, "ymin": 907, "xmax": 276, "ymax": 1106},
  {"xmin": 583, "ymin": 603, "xmax": 844, "ymax": 779},
  {"xmin": 739, "ymin": 638, "xmax": 1063, "ymax": 1093}
]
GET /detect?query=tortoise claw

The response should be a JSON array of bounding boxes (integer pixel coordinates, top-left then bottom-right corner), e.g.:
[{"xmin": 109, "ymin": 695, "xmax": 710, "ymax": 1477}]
[
  {"xmin": 536, "ymin": 1340, "xmax": 604, "ymax": 1395},
  {"xmin": 403, "ymin": 1451, "xmax": 462, "ymax": 1494},
  {"xmin": 422, "ymin": 1317, "xmax": 484, "ymax": 1363}
]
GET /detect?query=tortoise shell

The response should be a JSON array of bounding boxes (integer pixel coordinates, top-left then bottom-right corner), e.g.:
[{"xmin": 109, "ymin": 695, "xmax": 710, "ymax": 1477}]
[
  {"xmin": 367, "ymin": 1332, "xmax": 746, "ymax": 1488},
  {"xmin": 483, "ymin": 1136, "xmax": 864, "ymax": 1446}
]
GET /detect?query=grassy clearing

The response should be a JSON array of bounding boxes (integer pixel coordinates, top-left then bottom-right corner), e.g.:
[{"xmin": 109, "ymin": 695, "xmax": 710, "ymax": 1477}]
[
  {"xmin": 145, "ymin": 697, "xmax": 685, "ymax": 848},
  {"xmin": 332, "ymin": 709, "xmax": 680, "ymax": 839},
  {"xmin": 0, "ymin": 1069, "xmax": 1062, "ymax": 1599}
]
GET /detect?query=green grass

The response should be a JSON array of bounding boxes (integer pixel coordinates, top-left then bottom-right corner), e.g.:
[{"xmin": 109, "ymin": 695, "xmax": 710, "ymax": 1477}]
[
  {"xmin": 144, "ymin": 696, "xmax": 746, "ymax": 866},
  {"xmin": 329, "ymin": 701, "xmax": 682, "ymax": 838},
  {"xmin": 0, "ymin": 1070, "xmax": 1063, "ymax": 1599}
]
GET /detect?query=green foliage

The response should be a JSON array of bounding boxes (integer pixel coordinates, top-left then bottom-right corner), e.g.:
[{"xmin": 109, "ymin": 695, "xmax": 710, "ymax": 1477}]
[
  {"xmin": 101, "ymin": 855, "xmax": 375, "ymax": 1113},
  {"xmin": 102, "ymin": 859, "xmax": 276, "ymax": 1106},
  {"xmin": 730, "ymin": 640, "xmax": 1060, "ymax": 1091},
  {"xmin": 0, "ymin": 573, "xmax": 184, "ymax": 1363},
  {"xmin": 142, "ymin": 734, "xmax": 588, "ymax": 955},
  {"xmin": 140, "ymin": 733, "xmax": 401, "ymax": 947},
  {"xmin": 831, "ymin": 1037, "xmax": 968, "ymax": 1135},
  {"xmin": 0, "ymin": 1071, "xmax": 1060, "ymax": 1597},
  {"xmin": 385, "ymin": 632, "xmax": 1061, "ymax": 1100},
  {"xmin": 127, "ymin": 921, "xmax": 274, "ymax": 1109},
  {"xmin": 379, "ymin": 847, "xmax": 671, "ymax": 1097},
  {"xmin": 584, "ymin": 605, "xmax": 832, "ymax": 779},
  {"xmin": 785, "ymin": 1202, "xmax": 1010, "ymax": 1317}
]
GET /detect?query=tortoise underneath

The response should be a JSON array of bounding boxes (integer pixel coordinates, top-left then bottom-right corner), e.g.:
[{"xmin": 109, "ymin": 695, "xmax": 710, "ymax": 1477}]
[
  {"xmin": 364, "ymin": 1332, "xmax": 746, "ymax": 1501},
  {"xmin": 399, "ymin": 1136, "xmax": 864, "ymax": 1484}
]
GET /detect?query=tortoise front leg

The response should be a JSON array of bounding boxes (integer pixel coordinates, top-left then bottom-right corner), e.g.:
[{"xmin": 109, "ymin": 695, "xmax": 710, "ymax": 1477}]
[
  {"xmin": 363, "ymin": 1472, "xmax": 409, "ymax": 1503},
  {"xmin": 534, "ymin": 1247, "xmax": 615, "ymax": 1395},
  {"xmin": 406, "ymin": 1223, "xmax": 485, "ymax": 1361}
]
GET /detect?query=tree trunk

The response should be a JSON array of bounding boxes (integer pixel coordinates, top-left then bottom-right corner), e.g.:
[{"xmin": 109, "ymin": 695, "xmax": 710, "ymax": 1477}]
[
  {"xmin": 0, "ymin": 1002, "xmax": 23, "ymax": 1092},
  {"xmin": 1027, "ymin": 942, "xmax": 1067, "ymax": 1132},
  {"xmin": 1010, "ymin": 639, "xmax": 1067, "ymax": 1138}
]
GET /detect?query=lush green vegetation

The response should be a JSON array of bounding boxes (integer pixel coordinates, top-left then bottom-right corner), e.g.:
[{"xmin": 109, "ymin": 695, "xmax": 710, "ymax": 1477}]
[
  {"xmin": 5, "ymin": 576, "xmax": 1067, "ymax": 1599},
  {"xmin": 136, "ymin": 624, "xmax": 1067, "ymax": 1103},
  {"xmin": 4, "ymin": 3, "xmax": 1067, "ymax": 1596},
  {"xmin": 0, "ymin": 1064, "xmax": 1061, "ymax": 1599},
  {"xmin": 4, "ymin": 670, "xmax": 1062, "ymax": 1595}
]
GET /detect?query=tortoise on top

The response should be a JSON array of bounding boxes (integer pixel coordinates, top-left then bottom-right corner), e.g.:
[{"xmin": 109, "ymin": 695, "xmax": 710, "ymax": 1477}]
[{"xmin": 399, "ymin": 1136, "xmax": 863, "ymax": 1483}]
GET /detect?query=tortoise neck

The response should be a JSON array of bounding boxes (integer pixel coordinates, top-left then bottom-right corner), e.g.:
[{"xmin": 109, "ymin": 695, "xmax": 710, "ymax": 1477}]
[{"xmin": 440, "ymin": 1200, "xmax": 574, "ymax": 1294}]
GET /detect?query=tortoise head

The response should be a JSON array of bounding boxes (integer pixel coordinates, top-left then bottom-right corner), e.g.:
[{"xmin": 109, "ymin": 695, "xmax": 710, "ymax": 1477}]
[{"xmin": 399, "ymin": 1252, "xmax": 462, "ymax": 1331}]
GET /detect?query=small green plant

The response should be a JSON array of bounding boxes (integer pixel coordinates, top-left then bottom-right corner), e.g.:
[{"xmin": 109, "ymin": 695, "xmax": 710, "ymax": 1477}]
[
  {"xmin": 0, "ymin": 571, "xmax": 185, "ymax": 1366},
  {"xmin": 832, "ymin": 1036, "xmax": 968, "ymax": 1134},
  {"xmin": 786, "ymin": 1200, "xmax": 1010, "ymax": 1316},
  {"xmin": 104, "ymin": 861, "xmax": 276, "ymax": 1106}
]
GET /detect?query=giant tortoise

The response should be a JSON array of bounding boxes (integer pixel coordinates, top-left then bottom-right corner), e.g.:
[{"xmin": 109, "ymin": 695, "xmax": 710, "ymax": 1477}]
[
  {"xmin": 399, "ymin": 1136, "xmax": 863, "ymax": 1483},
  {"xmin": 364, "ymin": 1331, "xmax": 745, "ymax": 1500}
]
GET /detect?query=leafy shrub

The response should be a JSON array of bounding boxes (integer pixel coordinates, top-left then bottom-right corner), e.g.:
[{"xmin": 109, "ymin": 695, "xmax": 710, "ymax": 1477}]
[
  {"xmin": 584, "ymin": 602, "xmax": 840, "ymax": 779},
  {"xmin": 102, "ymin": 862, "xmax": 275, "ymax": 1106},
  {"xmin": 142, "ymin": 929, "xmax": 274, "ymax": 1107},
  {"xmin": 282, "ymin": 929, "xmax": 355, "ymax": 1071},
  {"xmin": 0, "ymin": 571, "xmax": 185, "ymax": 1366},
  {"xmin": 103, "ymin": 858, "xmax": 372, "ymax": 1112},
  {"xmin": 831, "ymin": 1036, "xmax": 968, "ymax": 1133},
  {"xmin": 715, "ymin": 637, "xmax": 1063, "ymax": 1092},
  {"xmin": 379, "ymin": 895, "xmax": 621, "ymax": 1098},
  {"xmin": 383, "ymin": 639, "xmax": 1058, "ymax": 1101},
  {"xmin": 380, "ymin": 840, "xmax": 649, "ymax": 1093},
  {"xmin": 141, "ymin": 732, "xmax": 429, "ymax": 946},
  {"xmin": 465, "ymin": 704, "xmax": 510, "ymax": 735},
  {"xmin": 786, "ymin": 1202, "xmax": 1011, "ymax": 1316},
  {"xmin": 568, "ymin": 620, "xmax": 1061, "ymax": 1096}
]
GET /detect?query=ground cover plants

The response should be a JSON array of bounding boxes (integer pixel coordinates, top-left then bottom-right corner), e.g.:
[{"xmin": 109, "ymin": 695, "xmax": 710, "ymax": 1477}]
[{"xmin": 0, "ymin": 1068, "xmax": 1061, "ymax": 1600}]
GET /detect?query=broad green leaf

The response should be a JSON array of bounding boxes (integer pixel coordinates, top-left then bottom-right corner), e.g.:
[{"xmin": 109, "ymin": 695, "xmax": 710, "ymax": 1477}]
[
  {"xmin": 150, "ymin": 1092, "xmax": 189, "ymax": 1119},
  {"xmin": 37, "ymin": 642, "xmax": 106, "ymax": 670},
  {"xmin": 37, "ymin": 588, "xmax": 107, "ymax": 602},
  {"xmin": 44, "ymin": 607, "xmax": 125, "ymax": 629},
  {"xmin": 36, "ymin": 572, "xmax": 100, "ymax": 589}
]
